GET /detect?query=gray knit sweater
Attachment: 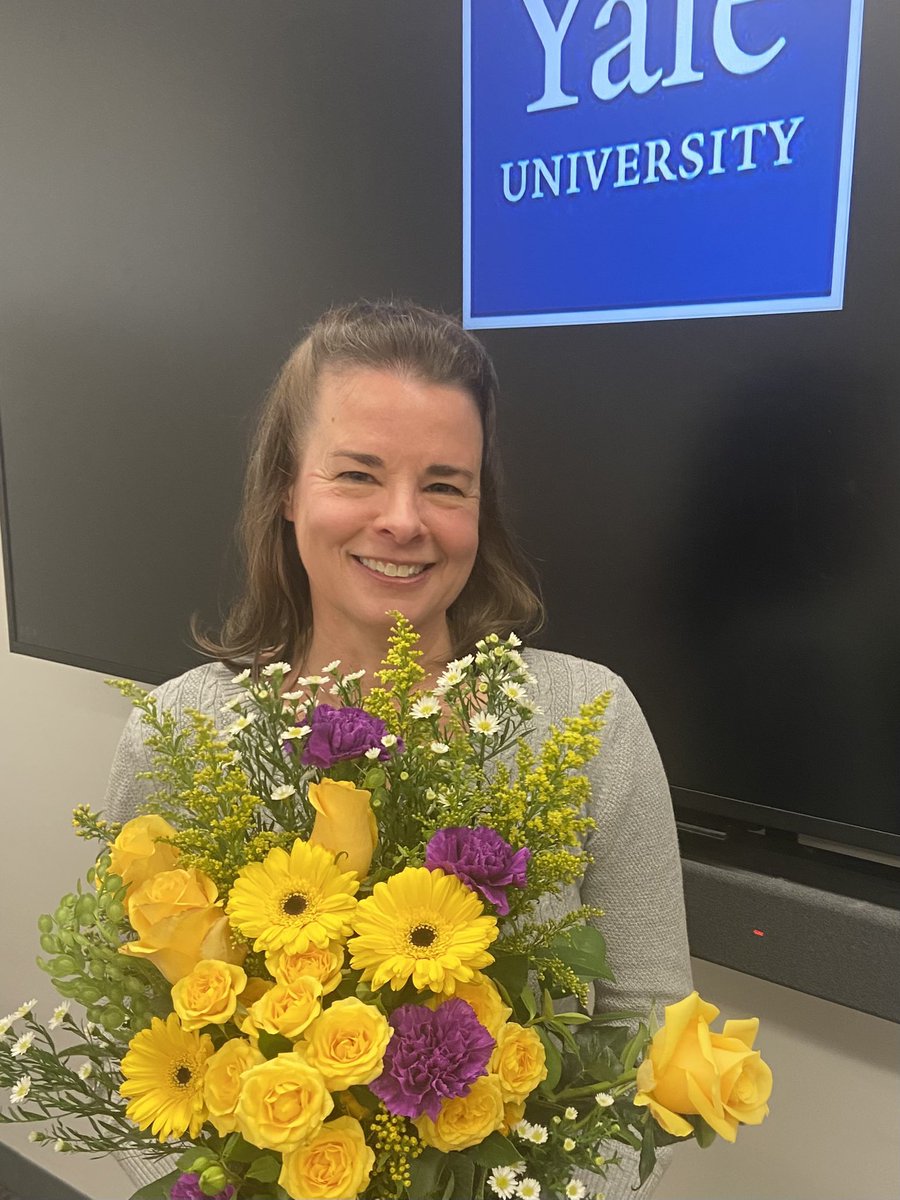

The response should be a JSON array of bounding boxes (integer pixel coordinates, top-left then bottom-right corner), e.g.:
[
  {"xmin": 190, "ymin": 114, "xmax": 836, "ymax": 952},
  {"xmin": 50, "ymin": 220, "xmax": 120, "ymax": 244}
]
[{"xmin": 105, "ymin": 648, "xmax": 692, "ymax": 1199}]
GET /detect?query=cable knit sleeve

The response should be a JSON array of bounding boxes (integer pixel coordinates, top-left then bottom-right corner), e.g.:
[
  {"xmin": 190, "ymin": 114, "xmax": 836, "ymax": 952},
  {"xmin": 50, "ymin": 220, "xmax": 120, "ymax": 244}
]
[{"xmin": 525, "ymin": 650, "xmax": 692, "ymax": 1200}]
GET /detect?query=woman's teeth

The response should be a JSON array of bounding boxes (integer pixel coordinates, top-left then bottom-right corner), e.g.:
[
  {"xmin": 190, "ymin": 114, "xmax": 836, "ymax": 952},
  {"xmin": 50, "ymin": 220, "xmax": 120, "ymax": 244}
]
[{"xmin": 358, "ymin": 557, "xmax": 427, "ymax": 578}]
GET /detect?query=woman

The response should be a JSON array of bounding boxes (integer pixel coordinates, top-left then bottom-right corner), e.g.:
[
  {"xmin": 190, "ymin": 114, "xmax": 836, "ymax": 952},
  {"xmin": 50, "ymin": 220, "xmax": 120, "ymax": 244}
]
[{"xmin": 106, "ymin": 300, "xmax": 692, "ymax": 1197}]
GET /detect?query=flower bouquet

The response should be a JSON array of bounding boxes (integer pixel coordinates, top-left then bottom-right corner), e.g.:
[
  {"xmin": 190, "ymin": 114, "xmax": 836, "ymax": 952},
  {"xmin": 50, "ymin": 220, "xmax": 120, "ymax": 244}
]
[{"xmin": 0, "ymin": 616, "xmax": 772, "ymax": 1200}]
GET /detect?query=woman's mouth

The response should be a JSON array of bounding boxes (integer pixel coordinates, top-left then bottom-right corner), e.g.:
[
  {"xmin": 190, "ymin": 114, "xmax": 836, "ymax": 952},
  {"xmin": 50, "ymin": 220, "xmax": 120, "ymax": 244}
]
[{"xmin": 354, "ymin": 556, "xmax": 432, "ymax": 579}]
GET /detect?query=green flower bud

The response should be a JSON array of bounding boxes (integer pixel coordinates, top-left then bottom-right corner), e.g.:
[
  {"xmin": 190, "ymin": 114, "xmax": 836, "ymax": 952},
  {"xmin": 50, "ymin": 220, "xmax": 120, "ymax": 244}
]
[
  {"xmin": 90, "ymin": 958, "xmax": 108, "ymax": 979},
  {"xmin": 100, "ymin": 1005, "xmax": 126, "ymax": 1031},
  {"xmin": 54, "ymin": 905, "xmax": 74, "ymax": 929},
  {"xmin": 75, "ymin": 895, "xmax": 97, "ymax": 923},
  {"xmin": 77, "ymin": 984, "xmax": 102, "ymax": 1006},
  {"xmin": 51, "ymin": 979, "xmax": 79, "ymax": 998},
  {"xmin": 40, "ymin": 934, "xmax": 60, "ymax": 954},
  {"xmin": 49, "ymin": 955, "xmax": 78, "ymax": 977},
  {"xmin": 106, "ymin": 983, "xmax": 124, "ymax": 1005},
  {"xmin": 37, "ymin": 914, "xmax": 54, "ymax": 935},
  {"xmin": 124, "ymin": 976, "xmax": 145, "ymax": 999},
  {"xmin": 105, "ymin": 901, "xmax": 125, "ymax": 924},
  {"xmin": 198, "ymin": 1166, "xmax": 228, "ymax": 1196},
  {"xmin": 87, "ymin": 1005, "xmax": 106, "ymax": 1024},
  {"xmin": 189, "ymin": 1156, "xmax": 214, "ymax": 1174}
]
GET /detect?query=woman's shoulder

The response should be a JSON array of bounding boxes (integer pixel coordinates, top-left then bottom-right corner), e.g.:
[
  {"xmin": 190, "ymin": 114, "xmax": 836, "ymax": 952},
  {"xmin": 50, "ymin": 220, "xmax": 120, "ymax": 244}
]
[
  {"xmin": 522, "ymin": 646, "xmax": 625, "ymax": 700},
  {"xmin": 147, "ymin": 660, "xmax": 242, "ymax": 722}
]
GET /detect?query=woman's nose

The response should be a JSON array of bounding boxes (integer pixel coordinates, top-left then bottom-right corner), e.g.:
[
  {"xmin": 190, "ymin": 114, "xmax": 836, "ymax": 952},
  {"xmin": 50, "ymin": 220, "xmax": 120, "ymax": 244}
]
[{"xmin": 375, "ymin": 486, "xmax": 426, "ymax": 542}]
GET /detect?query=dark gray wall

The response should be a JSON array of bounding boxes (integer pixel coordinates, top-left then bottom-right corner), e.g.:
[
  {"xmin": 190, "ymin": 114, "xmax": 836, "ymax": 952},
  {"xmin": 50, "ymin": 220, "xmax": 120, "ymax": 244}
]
[{"xmin": 1, "ymin": 2, "xmax": 898, "ymax": 848}]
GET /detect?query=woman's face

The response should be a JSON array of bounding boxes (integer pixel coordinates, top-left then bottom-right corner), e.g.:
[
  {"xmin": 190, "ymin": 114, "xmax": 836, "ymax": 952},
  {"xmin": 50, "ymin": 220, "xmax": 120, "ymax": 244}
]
[{"xmin": 284, "ymin": 365, "xmax": 483, "ymax": 652}]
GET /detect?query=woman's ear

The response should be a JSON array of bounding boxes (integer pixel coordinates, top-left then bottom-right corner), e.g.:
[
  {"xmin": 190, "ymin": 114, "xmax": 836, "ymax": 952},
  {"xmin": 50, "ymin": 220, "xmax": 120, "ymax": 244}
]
[{"xmin": 281, "ymin": 487, "xmax": 295, "ymax": 522}]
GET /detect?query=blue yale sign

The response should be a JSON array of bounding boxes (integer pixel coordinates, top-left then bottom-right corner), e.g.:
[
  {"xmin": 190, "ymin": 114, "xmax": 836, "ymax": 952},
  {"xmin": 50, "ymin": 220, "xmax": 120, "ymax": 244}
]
[{"xmin": 463, "ymin": 0, "xmax": 865, "ymax": 328}]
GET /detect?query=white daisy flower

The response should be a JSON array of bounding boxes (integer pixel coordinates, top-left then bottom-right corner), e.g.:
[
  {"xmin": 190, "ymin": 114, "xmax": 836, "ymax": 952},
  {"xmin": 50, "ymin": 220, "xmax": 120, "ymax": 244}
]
[
  {"xmin": 552, "ymin": 1115, "xmax": 561, "ymax": 1124},
  {"xmin": 525, "ymin": 1123, "xmax": 548, "ymax": 1144},
  {"xmin": 15, "ymin": 999, "xmax": 37, "ymax": 1019},
  {"xmin": 343, "ymin": 669, "xmax": 366, "ymax": 682},
  {"xmin": 220, "ymin": 697, "xmax": 243, "ymax": 713},
  {"xmin": 0, "ymin": 1016, "xmax": 13, "ymax": 1037},
  {"xmin": 564, "ymin": 1106, "xmax": 578, "ymax": 1120},
  {"xmin": 506, "ymin": 633, "xmax": 522, "ymax": 647},
  {"xmin": 517, "ymin": 1180, "xmax": 541, "ymax": 1200},
  {"xmin": 447, "ymin": 654, "xmax": 474, "ymax": 672},
  {"xmin": 9, "ymin": 1075, "xmax": 31, "ymax": 1104},
  {"xmin": 262, "ymin": 661, "xmax": 292, "ymax": 677},
  {"xmin": 488, "ymin": 1167, "xmax": 519, "ymax": 1199},
  {"xmin": 225, "ymin": 714, "xmax": 256, "ymax": 738},
  {"xmin": 27, "ymin": 1131, "xmax": 41, "ymax": 1143},
  {"xmin": 271, "ymin": 784, "xmax": 296, "ymax": 801},
  {"xmin": 48, "ymin": 1003, "xmax": 70, "ymax": 1030},
  {"xmin": 500, "ymin": 681, "xmax": 528, "ymax": 704},
  {"xmin": 232, "ymin": 668, "xmax": 251, "ymax": 684},
  {"xmin": 320, "ymin": 659, "xmax": 341, "ymax": 674},
  {"xmin": 11, "ymin": 1032, "xmax": 34, "ymax": 1058},
  {"xmin": 434, "ymin": 664, "xmax": 466, "ymax": 692},
  {"xmin": 304, "ymin": 674, "xmax": 329, "ymax": 686},
  {"xmin": 594, "ymin": 1091, "xmax": 615, "ymax": 1107},
  {"xmin": 380, "ymin": 734, "xmax": 398, "ymax": 748},
  {"xmin": 77, "ymin": 1062, "xmax": 93, "ymax": 1080},
  {"xmin": 364, "ymin": 747, "xmax": 381, "ymax": 760},
  {"xmin": 411, "ymin": 696, "xmax": 441, "ymax": 719},
  {"xmin": 281, "ymin": 725, "xmax": 311, "ymax": 740},
  {"xmin": 54, "ymin": 1139, "xmax": 70, "ymax": 1153},
  {"xmin": 430, "ymin": 741, "xmax": 450, "ymax": 755},
  {"xmin": 282, "ymin": 689, "xmax": 305, "ymax": 701},
  {"xmin": 565, "ymin": 1183, "xmax": 587, "ymax": 1200},
  {"xmin": 475, "ymin": 651, "xmax": 490, "ymax": 665},
  {"xmin": 470, "ymin": 712, "xmax": 501, "ymax": 737},
  {"xmin": 563, "ymin": 1136, "xmax": 576, "ymax": 1151}
]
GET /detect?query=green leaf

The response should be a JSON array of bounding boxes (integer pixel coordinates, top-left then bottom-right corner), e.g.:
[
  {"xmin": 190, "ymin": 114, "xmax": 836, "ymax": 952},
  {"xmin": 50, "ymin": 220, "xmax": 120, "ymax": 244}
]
[
  {"xmin": 691, "ymin": 1115, "xmax": 718, "ymax": 1148},
  {"xmin": 553, "ymin": 1011, "xmax": 592, "ymax": 1025},
  {"xmin": 246, "ymin": 1154, "xmax": 282, "ymax": 1182},
  {"xmin": 447, "ymin": 1153, "xmax": 475, "ymax": 1200},
  {"xmin": 621, "ymin": 1023, "xmax": 649, "ymax": 1073},
  {"xmin": 409, "ymin": 1146, "xmax": 444, "ymax": 1199},
  {"xmin": 128, "ymin": 1170, "xmax": 182, "ymax": 1200},
  {"xmin": 638, "ymin": 1118, "xmax": 657, "ymax": 1186},
  {"xmin": 223, "ymin": 1133, "xmax": 265, "ymax": 1163},
  {"xmin": 536, "ymin": 1025, "xmax": 563, "ymax": 1090},
  {"xmin": 520, "ymin": 985, "xmax": 537, "ymax": 1022},
  {"xmin": 485, "ymin": 954, "xmax": 529, "ymax": 997},
  {"xmin": 257, "ymin": 1030, "xmax": 293, "ymax": 1060},
  {"xmin": 467, "ymin": 1130, "xmax": 520, "ymax": 1168},
  {"xmin": 546, "ymin": 924, "xmax": 613, "ymax": 980}
]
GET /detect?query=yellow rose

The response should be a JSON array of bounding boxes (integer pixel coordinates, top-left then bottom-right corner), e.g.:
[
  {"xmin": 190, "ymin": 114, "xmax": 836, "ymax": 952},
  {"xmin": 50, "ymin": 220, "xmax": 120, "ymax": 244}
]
[
  {"xmin": 302, "ymin": 997, "xmax": 392, "ymax": 1090},
  {"xmin": 279, "ymin": 1116, "xmax": 375, "ymax": 1199},
  {"xmin": 431, "ymin": 975, "xmax": 511, "ymax": 1038},
  {"xmin": 203, "ymin": 1037, "xmax": 265, "ymax": 1135},
  {"xmin": 238, "ymin": 976, "xmax": 274, "ymax": 1012},
  {"xmin": 490, "ymin": 1022, "xmax": 548, "ymax": 1101},
  {"xmin": 120, "ymin": 868, "xmax": 245, "ymax": 984},
  {"xmin": 109, "ymin": 815, "xmax": 180, "ymax": 911},
  {"xmin": 242, "ymin": 977, "xmax": 323, "ymax": 1042},
  {"xmin": 267, "ymin": 943, "xmax": 345, "ymax": 994},
  {"xmin": 171, "ymin": 959, "xmax": 248, "ymax": 1030},
  {"xmin": 236, "ymin": 1053, "xmax": 333, "ymax": 1152},
  {"xmin": 308, "ymin": 779, "xmax": 378, "ymax": 878},
  {"xmin": 415, "ymin": 1072, "xmax": 505, "ymax": 1152},
  {"xmin": 634, "ymin": 991, "xmax": 772, "ymax": 1142}
]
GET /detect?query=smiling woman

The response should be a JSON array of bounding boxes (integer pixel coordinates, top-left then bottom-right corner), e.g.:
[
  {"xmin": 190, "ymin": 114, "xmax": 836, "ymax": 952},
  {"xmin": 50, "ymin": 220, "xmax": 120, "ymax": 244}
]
[{"xmin": 105, "ymin": 300, "xmax": 692, "ymax": 1198}]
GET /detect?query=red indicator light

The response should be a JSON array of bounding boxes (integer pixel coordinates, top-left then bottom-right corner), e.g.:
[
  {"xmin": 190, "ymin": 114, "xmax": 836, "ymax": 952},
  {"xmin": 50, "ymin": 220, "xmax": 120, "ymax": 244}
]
[{"xmin": 752, "ymin": 929, "xmax": 765, "ymax": 937}]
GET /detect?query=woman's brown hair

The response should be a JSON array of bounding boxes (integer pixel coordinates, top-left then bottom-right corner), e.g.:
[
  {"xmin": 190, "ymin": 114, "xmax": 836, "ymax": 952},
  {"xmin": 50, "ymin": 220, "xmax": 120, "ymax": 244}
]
[{"xmin": 194, "ymin": 299, "xmax": 544, "ymax": 668}]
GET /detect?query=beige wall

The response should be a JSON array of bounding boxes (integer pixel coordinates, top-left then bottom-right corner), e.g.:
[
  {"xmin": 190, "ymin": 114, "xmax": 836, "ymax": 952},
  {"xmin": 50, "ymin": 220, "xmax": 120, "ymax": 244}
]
[{"xmin": 1, "ymin": 531, "xmax": 898, "ymax": 1200}]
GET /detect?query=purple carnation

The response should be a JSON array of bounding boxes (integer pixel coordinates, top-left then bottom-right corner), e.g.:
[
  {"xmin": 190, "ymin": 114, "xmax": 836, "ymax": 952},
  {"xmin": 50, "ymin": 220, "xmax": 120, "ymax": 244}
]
[
  {"xmin": 371, "ymin": 999, "xmax": 495, "ymax": 1120},
  {"xmin": 170, "ymin": 1175, "xmax": 233, "ymax": 1200},
  {"xmin": 300, "ymin": 704, "xmax": 403, "ymax": 768},
  {"xmin": 425, "ymin": 826, "xmax": 530, "ymax": 916}
]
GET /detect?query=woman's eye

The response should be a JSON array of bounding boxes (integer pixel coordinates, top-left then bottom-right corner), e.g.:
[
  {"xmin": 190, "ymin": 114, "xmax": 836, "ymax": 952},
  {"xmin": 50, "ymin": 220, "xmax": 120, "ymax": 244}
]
[
  {"xmin": 338, "ymin": 471, "xmax": 375, "ymax": 483},
  {"xmin": 426, "ymin": 482, "xmax": 464, "ymax": 496}
]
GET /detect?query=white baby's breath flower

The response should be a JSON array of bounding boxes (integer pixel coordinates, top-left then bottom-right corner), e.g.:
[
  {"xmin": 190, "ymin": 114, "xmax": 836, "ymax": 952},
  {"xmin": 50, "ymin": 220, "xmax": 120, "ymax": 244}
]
[
  {"xmin": 488, "ymin": 1167, "xmax": 518, "ymax": 1198},
  {"xmin": 380, "ymin": 734, "xmax": 398, "ymax": 748},
  {"xmin": 271, "ymin": 784, "xmax": 296, "ymax": 802},
  {"xmin": 15, "ymin": 999, "xmax": 37, "ymax": 1019},
  {"xmin": 48, "ymin": 1002, "xmax": 70, "ymax": 1030},
  {"xmin": 430, "ymin": 741, "xmax": 450, "ymax": 755},
  {"xmin": 11, "ymin": 1032, "xmax": 34, "ymax": 1058},
  {"xmin": 411, "ymin": 696, "xmax": 441, "ymax": 719},
  {"xmin": 262, "ymin": 661, "xmax": 292, "ymax": 677},
  {"xmin": 517, "ymin": 1180, "xmax": 541, "ymax": 1200},
  {"xmin": 364, "ymin": 747, "xmax": 381, "ymax": 760},
  {"xmin": 470, "ymin": 712, "xmax": 500, "ymax": 737},
  {"xmin": 281, "ymin": 725, "xmax": 311, "ymax": 740},
  {"xmin": 564, "ymin": 1105, "xmax": 578, "ymax": 1120},
  {"xmin": 77, "ymin": 1062, "xmax": 93, "ymax": 1080},
  {"xmin": 594, "ymin": 1091, "xmax": 615, "ymax": 1108},
  {"xmin": 232, "ymin": 668, "xmax": 251, "ymax": 684},
  {"xmin": 9, "ymin": 1075, "xmax": 31, "ymax": 1104},
  {"xmin": 320, "ymin": 659, "xmax": 341, "ymax": 674},
  {"xmin": 563, "ymin": 1136, "xmax": 576, "ymax": 1151},
  {"xmin": 564, "ymin": 1183, "xmax": 587, "ymax": 1200}
]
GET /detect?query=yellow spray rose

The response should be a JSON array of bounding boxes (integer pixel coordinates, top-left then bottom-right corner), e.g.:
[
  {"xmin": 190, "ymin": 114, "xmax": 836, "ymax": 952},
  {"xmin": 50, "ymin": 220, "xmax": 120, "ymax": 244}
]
[
  {"xmin": 236, "ymin": 1053, "xmax": 333, "ymax": 1152},
  {"xmin": 203, "ymin": 1037, "xmax": 265, "ymax": 1135},
  {"xmin": 490, "ymin": 1022, "xmax": 548, "ymax": 1101},
  {"xmin": 431, "ymin": 975, "xmax": 511, "ymax": 1038},
  {"xmin": 120, "ymin": 867, "xmax": 245, "ymax": 984},
  {"xmin": 171, "ymin": 959, "xmax": 248, "ymax": 1031},
  {"xmin": 308, "ymin": 779, "xmax": 378, "ymax": 878},
  {"xmin": 415, "ymin": 1072, "xmax": 505, "ymax": 1152},
  {"xmin": 634, "ymin": 991, "xmax": 772, "ymax": 1142},
  {"xmin": 279, "ymin": 1116, "xmax": 375, "ymax": 1200},
  {"xmin": 109, "ymin": 815, "xmax": 180, "ymax": 911},
  {"xmin": 242, "ymin": 977, "xmax": 323, "ymax": 1042},
  {"xmin": 302, "ymin": 997, "xmax": 392, "ymax": 1090},
  {"xmin": 267, "ymin": 943, "xmax": 345, "ymax": 994}
]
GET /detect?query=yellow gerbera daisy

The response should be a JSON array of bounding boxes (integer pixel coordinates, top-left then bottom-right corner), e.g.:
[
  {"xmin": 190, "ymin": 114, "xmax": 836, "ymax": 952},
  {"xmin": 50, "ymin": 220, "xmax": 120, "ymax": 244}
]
[
  {"xmin": 348, "ymin": 866, "xmax": 498, "ymax": 993},
  {"xmin": 119, "ymin": 1013, "xmax": 214, "ymax": 1141},
  {"xmin": 226, "ymin": 839, "xmax": 359, "ymax": 956}
]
